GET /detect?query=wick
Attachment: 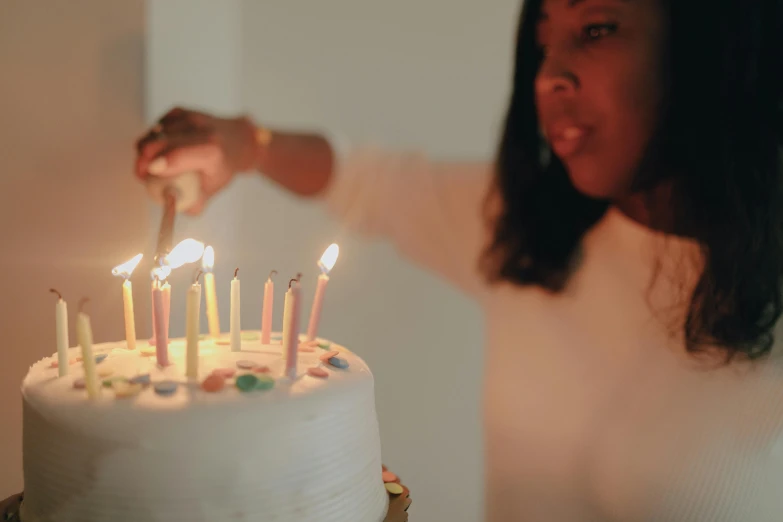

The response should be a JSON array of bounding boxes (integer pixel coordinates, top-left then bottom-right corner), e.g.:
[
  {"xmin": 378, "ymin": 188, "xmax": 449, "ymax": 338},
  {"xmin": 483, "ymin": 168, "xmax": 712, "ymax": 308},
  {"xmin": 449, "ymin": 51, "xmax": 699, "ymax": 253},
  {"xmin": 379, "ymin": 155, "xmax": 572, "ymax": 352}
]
[
  {"xmin": 234, "ymin": 267, "xmax": 240, "ymax": 278},
  {"xmin": 78, "ymin": 297, "xmax": 89, "ymax": 314},
  {"xmin": 296, "ymin": 272, "xmax": 302, "ymax": 282},
  {"xmin": 289, "ymin": 278, "xmax": 297, "ymax": 289},
  {"xmin": 194, "ymin": 269, "xmax": 203, "ymax": 284},
  {"xmin": 268, "ymin": 269, "xmax": 278, "ymax": 280},
  {"xmin": 49, "ymin": 288, "xmax": 63, "ymax": 300}
]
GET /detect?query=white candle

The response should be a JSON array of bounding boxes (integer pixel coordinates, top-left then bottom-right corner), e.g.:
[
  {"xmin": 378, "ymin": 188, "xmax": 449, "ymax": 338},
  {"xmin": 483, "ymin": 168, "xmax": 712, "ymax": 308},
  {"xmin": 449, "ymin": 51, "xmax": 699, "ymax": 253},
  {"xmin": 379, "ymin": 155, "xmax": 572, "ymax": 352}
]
[
  {"xmin": 186, "ymin": 274, "xmax": 202, "ymax": 378},
  {"xmin": 112, "ymin": 254, "xmax": 143, "ymax": 350},
  {"xmin": 282, "ymin": 277, "xmax": 301, "ymax": 379},
  {"xmin": 261, "ymin": 270, "xmax": 276, "ymax": 344},
  {"xmin": 76, "ymin": 300, "xmax": 99, "ymax": 399},
  {"xmin": 230, "ymin": 268, "xmax": 241, "ymax": 352},
  {"xmin": 202, "ymin": 246, "xmax": 221, "ymax": 339},
  {"xmin": 306, "ymin": 244, "xmax": 339, "ymax": 341},
  {"xmin": 50, "ymin": 289, "xmax": 69, "ymax": 377}
]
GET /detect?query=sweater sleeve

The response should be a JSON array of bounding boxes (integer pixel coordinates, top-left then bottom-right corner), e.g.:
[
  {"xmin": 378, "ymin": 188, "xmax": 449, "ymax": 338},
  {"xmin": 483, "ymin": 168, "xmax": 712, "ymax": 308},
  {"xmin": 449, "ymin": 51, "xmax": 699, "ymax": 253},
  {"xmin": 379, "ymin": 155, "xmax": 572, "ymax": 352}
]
[{"xmin": 321, "ymin": 139, "xmax": 492, "ymax": 298}]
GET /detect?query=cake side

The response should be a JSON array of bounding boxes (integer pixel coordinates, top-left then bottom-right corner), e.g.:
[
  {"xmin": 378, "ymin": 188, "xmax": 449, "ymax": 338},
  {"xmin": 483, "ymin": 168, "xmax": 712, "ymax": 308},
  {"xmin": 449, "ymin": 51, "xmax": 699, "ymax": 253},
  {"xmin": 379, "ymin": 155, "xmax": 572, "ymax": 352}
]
[{"xmin": 20, "ymin": 333, "xmax": 389, "ymax": 522}]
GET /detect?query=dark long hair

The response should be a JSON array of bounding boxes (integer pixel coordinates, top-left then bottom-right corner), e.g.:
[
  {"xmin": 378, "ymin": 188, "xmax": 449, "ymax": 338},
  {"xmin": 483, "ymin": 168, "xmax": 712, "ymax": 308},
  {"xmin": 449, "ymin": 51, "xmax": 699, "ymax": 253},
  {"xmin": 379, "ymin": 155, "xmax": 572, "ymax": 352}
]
[{"xmin": 483, "ymin": 0, "xmax": 783, "ymax": 359}]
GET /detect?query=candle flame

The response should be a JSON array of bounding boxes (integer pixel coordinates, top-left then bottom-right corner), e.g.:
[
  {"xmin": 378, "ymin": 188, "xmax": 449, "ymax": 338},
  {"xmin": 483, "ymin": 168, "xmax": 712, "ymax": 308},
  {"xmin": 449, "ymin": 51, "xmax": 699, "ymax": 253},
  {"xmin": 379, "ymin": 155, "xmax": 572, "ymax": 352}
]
[
  {"xmin": 151, "ymin": 265, "xmax": 171, "ymax": 281},
  {"xmin": 318, "ymin": 243, "xmax": 339, "ymax": 275},
  {"xmin": 202, "ymin": 246, "xmax": 215, "ymax": 272},
  {"xmin": 112, "ymin": 253, "xmax": 143, "ymax": 279},
  {"xmin": 166, "ymin": 239, "xmax": 205, "ymax": 269}
]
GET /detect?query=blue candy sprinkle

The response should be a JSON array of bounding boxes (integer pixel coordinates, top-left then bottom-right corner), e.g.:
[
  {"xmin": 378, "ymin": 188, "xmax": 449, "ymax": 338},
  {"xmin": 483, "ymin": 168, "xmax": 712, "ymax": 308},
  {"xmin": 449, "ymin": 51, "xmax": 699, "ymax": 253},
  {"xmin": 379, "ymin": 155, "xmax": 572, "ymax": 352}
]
[
  {"xmin": 327, "ymin": 356, "xmax": 349, "ymax": 369},
  {"xmin": 94, "ymin": 354, "xmax": 108, "ymax": 364},
  {"xmin": 154, "ymin": 381, "xmax": 178, "ymax": 396},
  {"xmin": 129, "ymin": 374, "xmax": 151, "ymax": 385}
]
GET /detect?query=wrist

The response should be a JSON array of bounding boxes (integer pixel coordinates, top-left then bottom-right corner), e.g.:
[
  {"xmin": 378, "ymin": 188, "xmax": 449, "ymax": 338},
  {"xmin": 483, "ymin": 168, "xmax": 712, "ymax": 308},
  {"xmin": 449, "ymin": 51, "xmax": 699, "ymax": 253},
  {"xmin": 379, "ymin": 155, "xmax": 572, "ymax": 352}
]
[{"xmin": 234, "ymin": 116, "xmax": 273, "ymax": 173}]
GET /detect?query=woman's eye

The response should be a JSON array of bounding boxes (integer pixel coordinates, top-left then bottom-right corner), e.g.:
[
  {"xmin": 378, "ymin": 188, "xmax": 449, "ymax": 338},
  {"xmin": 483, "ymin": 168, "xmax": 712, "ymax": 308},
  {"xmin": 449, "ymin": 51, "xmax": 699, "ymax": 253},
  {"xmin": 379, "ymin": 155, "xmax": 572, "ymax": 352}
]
[{"xmin": 582, "ymin": 23, "xmax": 617, "ymax": 41}]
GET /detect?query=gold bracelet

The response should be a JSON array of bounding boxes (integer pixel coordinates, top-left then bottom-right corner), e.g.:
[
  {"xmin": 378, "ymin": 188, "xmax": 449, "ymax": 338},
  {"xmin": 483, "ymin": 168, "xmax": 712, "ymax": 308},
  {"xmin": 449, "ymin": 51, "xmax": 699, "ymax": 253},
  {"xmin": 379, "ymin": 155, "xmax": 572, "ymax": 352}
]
[{"xmin": 254, "ymin": 125, "xmax": 273, "ymax": 147}]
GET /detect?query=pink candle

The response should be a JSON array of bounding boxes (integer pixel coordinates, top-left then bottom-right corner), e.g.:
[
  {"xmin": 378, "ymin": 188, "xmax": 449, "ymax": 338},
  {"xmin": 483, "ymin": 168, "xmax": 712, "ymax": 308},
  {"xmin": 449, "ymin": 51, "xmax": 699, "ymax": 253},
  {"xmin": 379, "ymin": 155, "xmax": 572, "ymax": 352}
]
[
  {"xmin": 162, "ymin": 281, "xmax": 171, "ymax": 339},
  {"xmin": 282, "ymin": 278, "xmax": 301, "ymax": 379},
  {"xmin": 261, "ymin": 270, "xmax": 276, "ymax": 344},
  {"xmin": 306, "ymin": 274, "xmax": 328, "ymax": 341},
  {"xmin": 152, "ymin": 281, "xmax": 169, "ymax": 366},
  {"xmin": 306, "ymin": 244, "xmax": 339, "ymax": 341}
]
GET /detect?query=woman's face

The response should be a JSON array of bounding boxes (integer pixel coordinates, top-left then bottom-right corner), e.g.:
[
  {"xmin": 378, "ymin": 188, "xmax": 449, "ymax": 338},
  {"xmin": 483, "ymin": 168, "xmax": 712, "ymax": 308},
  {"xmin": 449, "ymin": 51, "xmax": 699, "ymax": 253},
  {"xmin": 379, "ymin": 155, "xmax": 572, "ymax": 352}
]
[{"xmin": 535, "ymin": 0, "xmax": 667, "ymax": 199}]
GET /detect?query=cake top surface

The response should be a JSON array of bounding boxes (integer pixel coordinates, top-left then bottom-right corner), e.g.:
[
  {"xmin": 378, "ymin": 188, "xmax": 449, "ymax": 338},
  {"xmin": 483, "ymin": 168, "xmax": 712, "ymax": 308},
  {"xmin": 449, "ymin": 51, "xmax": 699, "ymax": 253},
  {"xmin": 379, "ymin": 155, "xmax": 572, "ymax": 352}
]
[{"xmin": 22, "ymin": 332, "xmax": 373, "ymax": 422}]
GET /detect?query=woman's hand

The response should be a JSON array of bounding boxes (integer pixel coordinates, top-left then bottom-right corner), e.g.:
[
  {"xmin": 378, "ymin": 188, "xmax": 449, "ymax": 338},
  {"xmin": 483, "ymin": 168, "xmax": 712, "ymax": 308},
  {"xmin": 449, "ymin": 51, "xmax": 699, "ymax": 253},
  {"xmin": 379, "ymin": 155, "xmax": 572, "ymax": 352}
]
[{"xmin": 135, "ymin": 107, "xmax": 258, "ymax": 215}]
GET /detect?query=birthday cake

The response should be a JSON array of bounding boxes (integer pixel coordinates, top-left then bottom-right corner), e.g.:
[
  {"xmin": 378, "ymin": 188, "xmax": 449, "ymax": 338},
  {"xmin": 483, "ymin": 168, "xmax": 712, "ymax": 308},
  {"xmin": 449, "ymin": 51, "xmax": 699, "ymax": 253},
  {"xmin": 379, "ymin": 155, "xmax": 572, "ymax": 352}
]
[{"xmin": 19, "ymin": 332, "xmax": 392, "ymax": 522}]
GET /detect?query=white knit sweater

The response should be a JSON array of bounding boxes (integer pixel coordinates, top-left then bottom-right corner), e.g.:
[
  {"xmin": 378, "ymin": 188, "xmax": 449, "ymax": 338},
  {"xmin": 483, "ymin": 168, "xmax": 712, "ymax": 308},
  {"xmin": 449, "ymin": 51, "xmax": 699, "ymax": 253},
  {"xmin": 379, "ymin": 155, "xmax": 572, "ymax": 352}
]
[{"xmin": 323, "ymin": 143, "xmax": 783, "ymax": 522}]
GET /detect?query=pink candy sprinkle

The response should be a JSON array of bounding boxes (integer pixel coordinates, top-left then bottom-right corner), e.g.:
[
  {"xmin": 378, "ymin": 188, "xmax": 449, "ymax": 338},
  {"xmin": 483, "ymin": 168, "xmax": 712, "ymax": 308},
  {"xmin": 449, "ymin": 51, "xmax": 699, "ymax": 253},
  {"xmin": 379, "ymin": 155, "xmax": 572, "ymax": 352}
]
[
  {"xmin": 253, "ymin": 366, "xmax": 271, "ymax": 374},
  {"xmin": 307, "ymin": 367, "xmax": 329, "ymax": 379},
  {"xmin": 319, "ymin": 351, "xmax": 339, "ymax": 362}
]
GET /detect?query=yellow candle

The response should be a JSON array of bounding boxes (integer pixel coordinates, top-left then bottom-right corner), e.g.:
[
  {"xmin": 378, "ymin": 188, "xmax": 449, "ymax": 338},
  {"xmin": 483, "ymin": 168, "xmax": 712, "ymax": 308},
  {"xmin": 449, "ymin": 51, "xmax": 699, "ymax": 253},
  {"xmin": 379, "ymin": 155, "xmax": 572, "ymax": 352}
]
[
  {"xmin": 186, "ymin": 278, "xmax": 202, "ymax": 378},
  {"xmin": 202, "ymin": 246, "xmax": 221, "ymax": 338},
  {"xmin": 230, "ymin": 268, "xmax": 241, "ymax": 352},
  {"xmin": 122, "ymin": 280, "xmax": 136, "ymax": 350},
  {"xmin": 50, "ymin": 289, "xmax": 69, "ymax": 377},
  {"xmin": 112, "ymin": 254, "xmax": 143, "ymax": 350},
  {"xmin": 76, "ymin": 301, "xmax": 100, "ymax": 399}
]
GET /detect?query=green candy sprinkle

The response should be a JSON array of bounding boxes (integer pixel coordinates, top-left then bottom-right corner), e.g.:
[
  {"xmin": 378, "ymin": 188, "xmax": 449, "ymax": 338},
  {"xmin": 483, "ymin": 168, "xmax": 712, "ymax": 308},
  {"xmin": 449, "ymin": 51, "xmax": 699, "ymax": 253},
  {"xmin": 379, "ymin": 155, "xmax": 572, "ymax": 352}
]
[
  {"xmin": 255, "ymin": 374, "xmax": 275, "ymax": 391},
  {"xmin": 318, "ymin": 342, "xmax": 331, "ymax": 350},
  {"xmin": 241, "ymin": 332, "xmax": 259, "ymax": 341},
  {"xmin": 236, "ymin": 374, "xmax": 260, "ymax": 392}
]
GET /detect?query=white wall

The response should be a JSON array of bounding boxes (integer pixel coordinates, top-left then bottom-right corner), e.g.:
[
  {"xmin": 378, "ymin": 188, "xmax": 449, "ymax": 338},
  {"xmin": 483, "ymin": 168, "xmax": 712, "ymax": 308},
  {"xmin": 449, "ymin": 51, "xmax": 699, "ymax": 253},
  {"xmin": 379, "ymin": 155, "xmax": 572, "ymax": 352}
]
[
  {"xmin": 238, "ymin": 2, "xmax": 519, "ymax": 520},
  {"xmin": 0, "ymin": 0, "xmax": 149, "ymax": 495}
]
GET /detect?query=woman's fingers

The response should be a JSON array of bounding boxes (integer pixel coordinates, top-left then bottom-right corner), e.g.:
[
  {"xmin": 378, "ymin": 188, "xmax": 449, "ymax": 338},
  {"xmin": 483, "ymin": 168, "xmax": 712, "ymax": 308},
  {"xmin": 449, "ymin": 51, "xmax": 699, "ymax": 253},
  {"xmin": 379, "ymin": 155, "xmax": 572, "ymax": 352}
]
[{"xmin": 135, "ymin": 131, "xmax": 214, "ymax": 179}]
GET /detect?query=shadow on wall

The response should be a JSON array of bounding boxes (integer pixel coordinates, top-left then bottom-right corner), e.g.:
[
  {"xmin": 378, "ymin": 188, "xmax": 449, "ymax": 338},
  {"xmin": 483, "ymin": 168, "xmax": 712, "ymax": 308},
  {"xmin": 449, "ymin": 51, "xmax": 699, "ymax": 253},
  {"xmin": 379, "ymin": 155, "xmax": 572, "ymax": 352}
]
[{"xmin": 0, "ymin": 0, "xmax": 149, "ymax": 495}]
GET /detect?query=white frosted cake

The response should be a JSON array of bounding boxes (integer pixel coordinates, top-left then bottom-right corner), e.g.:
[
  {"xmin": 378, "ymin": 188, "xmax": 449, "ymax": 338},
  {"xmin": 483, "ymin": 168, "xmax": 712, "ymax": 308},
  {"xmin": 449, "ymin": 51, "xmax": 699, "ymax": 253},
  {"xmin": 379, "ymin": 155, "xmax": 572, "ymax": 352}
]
[{"xmin": 20, "ymin": 332, "xmax": 390, "ymax": 522}]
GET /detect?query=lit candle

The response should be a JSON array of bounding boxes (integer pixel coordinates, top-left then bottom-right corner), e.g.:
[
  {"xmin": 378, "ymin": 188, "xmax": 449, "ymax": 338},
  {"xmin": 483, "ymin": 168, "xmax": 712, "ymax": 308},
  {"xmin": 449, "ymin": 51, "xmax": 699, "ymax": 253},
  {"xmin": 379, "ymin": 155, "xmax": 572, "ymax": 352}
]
[
  {"xmin": 151, "ymin": 266, "xmax": 170, "ymax": 367},
  {"xmin": 202, "ymin": 246, "xmax": 221, "ymax": 339},
  {"xmin": 76, "ymin": 299, "xmax": 100, "ymax": 399},
  {"xmin": 282, "ymin": 275, "xmax": 302, "ymax": 379},
  {"xmin": 162, "ymin": 280, "xmax": 171, "ymax": 340},
  {"xmin": 50, "ymin": 289, "xmax": 69, "ymax": 377},
  {"xmin": 306, "ymin": 243, "xmax": 339, "ymax": 341},
  {"xmin": 112, "ymin": 253, "xmax": 143, "ymax": 350},
  {"xmin": 186, "ymin": 270, "xmax": 202, "ymax": 378},
  {"xmin": 261, "ymin": 270, "xmax": 277, "ymax": 344},
  {"xmin": 230, "ymin": 267, "xmax": 241, "ymax": 352}
]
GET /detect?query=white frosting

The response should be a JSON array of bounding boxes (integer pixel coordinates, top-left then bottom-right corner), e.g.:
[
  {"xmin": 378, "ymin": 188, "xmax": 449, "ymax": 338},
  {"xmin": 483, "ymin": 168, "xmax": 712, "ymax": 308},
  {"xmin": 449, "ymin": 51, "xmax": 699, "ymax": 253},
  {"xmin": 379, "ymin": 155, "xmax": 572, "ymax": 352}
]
[{"xmin": 20, "ymin": 332, "xmax": 388, "ymax": 522}]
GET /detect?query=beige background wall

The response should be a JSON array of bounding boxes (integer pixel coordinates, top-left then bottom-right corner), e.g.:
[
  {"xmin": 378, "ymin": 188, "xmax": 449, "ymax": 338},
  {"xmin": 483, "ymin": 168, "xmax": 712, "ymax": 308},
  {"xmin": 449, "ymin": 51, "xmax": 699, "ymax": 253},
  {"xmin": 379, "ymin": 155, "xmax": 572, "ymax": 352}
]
[{"xmin": 0, "ymin": 0, "xmax": 150, "ymax": 496}]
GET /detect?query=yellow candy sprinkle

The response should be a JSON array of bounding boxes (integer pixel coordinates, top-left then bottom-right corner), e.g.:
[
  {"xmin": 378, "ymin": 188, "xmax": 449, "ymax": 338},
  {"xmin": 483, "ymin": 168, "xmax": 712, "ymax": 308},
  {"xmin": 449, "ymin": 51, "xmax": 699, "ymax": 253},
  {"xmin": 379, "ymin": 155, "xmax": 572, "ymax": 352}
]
[
  {"xmin": 385, "ymin": 483, "xmax": 404, "ymax": 495},
  {"xmin": 98, "ymin": 368, "xmax": 114, "ymax": 378}
]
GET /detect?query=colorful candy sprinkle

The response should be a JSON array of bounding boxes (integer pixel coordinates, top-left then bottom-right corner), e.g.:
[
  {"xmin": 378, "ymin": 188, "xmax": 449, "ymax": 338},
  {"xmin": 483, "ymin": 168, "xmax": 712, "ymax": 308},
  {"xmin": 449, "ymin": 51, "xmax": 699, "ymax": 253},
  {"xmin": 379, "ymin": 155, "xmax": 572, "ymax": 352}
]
[
  {"xmin": 236, "ymin": 360, "xmax": 257, "ymax": 370},
  {"xmin": 326, "ymin": 356, "xmax": 349, "ymax": 369},
  {"xmin": 73, "ymin": 378, "xmax": 85, "ymax": 389},
  {"xmin": 213, "ymin": 368, "xmax": 236, "ymax": 379},
  {"xmin": 255, "ymin": 374, "xmax": 275, "ymax": 390},
  {"xmin": 94, "ymin": 354, "xmax": 108, "ymax": 364},
  {"xmin": 319, "ymin": 351, "xmax": 340, "ymax": 362},
  {"xmin": 253, "ymin": 366, "xmax": 271, "ymax": 374},
  {"xmin": 385, "ymin": 483, "xmax": 404, "ymax": 495},
  {"xmin": 98, "ymin": 368, "xmax": 114, "ymax": 378},
  {"xmin": 140, "ymin": 346, "xmax": 156, "ymax": 357},
  {"xmin": 271, "ymin": 333, "xmax": 283, "ymax": 340},
  {"xmin": 300, "ymin": 340, "xmax": 320, "ymax": 348},
  {"xmin": 241, "ymin": 332, "xmax": 259, "ymax": 341},
  {"xmin": 215, "ymin": 339, "xmax": 231, "ymax": 346},
  {"xmin": 318, "ymin": 342, "xmax": 332, "ymax": 350},
  {"xmin": 299, "ymin": 345, "xmax": 316, "ymax": 353},
  {"xmin": 382, "ymin": 471, "xmax": 398, "ymax": 483},
  {"xmin": 235, "ymin": 374, "xmax": 260, "ymax": 392},
  {"xmin": 154, "ymin": 381, "xmax": 178, "ymax": 396},
  {"xmin": 307, "ymin": 367, "xmax": 329, "ymax": 379},
  {"xmin": 102, "ymin": 377, "xmax": 124, "ymax": 388},
  {"xmin": 114, "ymin": 381, "xmax": 143, "ymax": 398},
  {"xmin": 129, "ymin": 374, "xmax": 151, "ymax": 386},
  {"xmin": 201, "ymin": 374, "xmax": 225, "ymax": 392}
]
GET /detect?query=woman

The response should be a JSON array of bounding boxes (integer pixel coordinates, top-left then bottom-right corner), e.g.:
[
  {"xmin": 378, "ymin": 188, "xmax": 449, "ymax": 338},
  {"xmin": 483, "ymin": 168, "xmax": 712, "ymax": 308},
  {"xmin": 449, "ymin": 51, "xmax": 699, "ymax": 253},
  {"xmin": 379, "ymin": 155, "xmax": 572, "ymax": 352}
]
[{"xmin": 135, "ymin": 0, "xmax": 783, "ymax": 520}]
